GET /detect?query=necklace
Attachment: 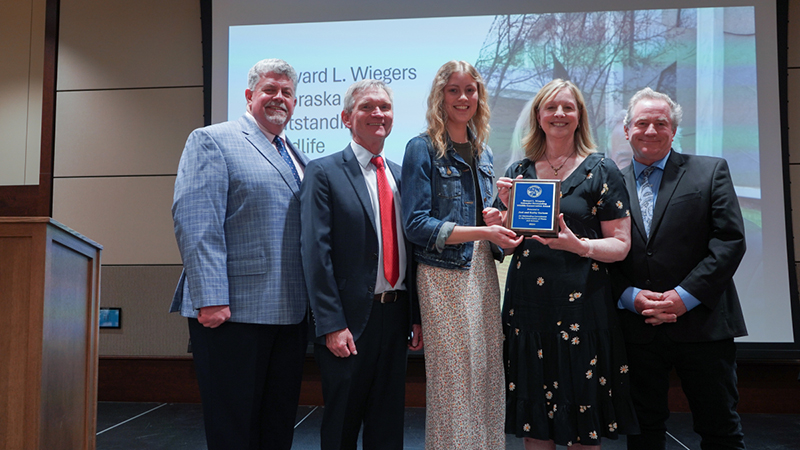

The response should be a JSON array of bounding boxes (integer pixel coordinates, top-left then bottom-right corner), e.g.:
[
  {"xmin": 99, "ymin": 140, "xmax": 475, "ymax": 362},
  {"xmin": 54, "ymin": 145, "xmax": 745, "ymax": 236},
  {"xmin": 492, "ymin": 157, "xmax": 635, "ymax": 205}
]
[{"xmin": 545, "ymin": 153, "xmax": 572, "ymax": 176}]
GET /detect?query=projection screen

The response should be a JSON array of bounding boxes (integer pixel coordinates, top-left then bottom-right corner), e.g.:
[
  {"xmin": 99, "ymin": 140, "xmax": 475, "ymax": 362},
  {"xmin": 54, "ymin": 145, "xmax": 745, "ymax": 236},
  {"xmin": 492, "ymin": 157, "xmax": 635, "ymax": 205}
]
[{"xmin": 209, "ymin": 0, "xmax": 798, "ymax": 356}]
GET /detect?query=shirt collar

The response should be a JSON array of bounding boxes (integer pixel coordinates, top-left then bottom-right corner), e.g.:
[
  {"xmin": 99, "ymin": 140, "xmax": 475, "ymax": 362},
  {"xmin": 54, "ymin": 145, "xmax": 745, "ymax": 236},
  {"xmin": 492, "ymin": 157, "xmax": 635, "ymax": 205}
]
[
  {"xmin": 245, "ymin": 111, "xmax": 285, "ymax": 143},
  {"xmin": 633, "ymin": 150, "xmax": 671, "ymax": 179},
  {"xmin": 351, "ymin": 140, "xmax": 384, "ymax": 170}
]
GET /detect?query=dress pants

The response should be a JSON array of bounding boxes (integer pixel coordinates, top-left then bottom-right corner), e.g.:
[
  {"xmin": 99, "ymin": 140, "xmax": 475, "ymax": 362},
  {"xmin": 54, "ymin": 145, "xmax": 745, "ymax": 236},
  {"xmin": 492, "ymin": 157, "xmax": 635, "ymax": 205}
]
[
  {"xmin": 188, "ymin": 318, "xmax": 308, "ymax": 450},
  {"xmin": 626, "ymin": 331, "xmax": 745, "ymax": 450},
  {"xmin": 315, "ymin": 297, "xmax": 410, "ymax": 450}
]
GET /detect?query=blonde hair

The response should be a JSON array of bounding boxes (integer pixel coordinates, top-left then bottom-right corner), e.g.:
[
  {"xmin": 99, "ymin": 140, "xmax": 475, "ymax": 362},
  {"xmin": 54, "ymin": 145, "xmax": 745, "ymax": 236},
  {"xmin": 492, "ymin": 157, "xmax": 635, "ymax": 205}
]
[
  {"xmin": 522, "ymin": 79, "xmax": 596, "ymax": 161},
  {"xmin": 425, "ymin": 61, "xmax": 491, "ymax": 158}
]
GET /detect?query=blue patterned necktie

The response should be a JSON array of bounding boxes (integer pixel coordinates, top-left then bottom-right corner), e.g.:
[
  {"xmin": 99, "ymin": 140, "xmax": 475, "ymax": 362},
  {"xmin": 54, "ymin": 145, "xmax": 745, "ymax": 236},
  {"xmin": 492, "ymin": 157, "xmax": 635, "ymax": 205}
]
[
  {"xmin": 639, "ymin": 165, "xmax": 656, "ymax": 236},
  {"xmin": 274, "ymin": 135, "xmax": 301, "ymax": 186}
]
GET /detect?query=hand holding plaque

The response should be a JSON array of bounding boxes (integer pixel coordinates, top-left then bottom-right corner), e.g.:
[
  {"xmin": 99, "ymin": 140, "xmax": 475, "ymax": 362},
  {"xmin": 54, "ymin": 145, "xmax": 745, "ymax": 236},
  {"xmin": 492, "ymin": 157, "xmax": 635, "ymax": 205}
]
[{"xmin": 505, "ymin": 179, "xmax": 561, "ymax": 237}]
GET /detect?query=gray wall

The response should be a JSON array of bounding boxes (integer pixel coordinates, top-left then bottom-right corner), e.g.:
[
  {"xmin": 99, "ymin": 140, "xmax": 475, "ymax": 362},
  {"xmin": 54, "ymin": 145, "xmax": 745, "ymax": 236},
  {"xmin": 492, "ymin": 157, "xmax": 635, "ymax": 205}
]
[
  {"xmin": 52, "ymin": 0, "xmax": 203, "ymax": 356},
  {"xmin": 0, "ymin": 0, "xmax": 45, "ymax": 186}
]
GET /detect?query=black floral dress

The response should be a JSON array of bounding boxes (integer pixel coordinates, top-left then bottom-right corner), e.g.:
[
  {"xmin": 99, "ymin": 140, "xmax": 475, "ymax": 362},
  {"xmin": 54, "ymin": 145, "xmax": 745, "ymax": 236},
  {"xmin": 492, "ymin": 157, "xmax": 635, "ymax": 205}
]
[{"xmin": 502, "ymin": 153, "xmax": 639, "ymax": 446}]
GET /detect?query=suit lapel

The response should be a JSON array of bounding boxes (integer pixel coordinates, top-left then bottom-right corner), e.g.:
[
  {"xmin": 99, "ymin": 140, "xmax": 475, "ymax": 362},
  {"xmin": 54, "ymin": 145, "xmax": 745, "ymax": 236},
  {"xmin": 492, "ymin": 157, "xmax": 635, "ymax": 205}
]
[
  {"xmin": 286, "ymin": 138, "xmax": 310, "ymax": 167},
  {"xmin": 342, "ymin": 145, "xmax": 378, "ymax": 233},
  {"xmin": 238, "ymin": 115, "xmax": 302, "ymax": 197},
  {"xmin": 386, "ymin": 159, "xmax": 402, "ymax": 191},
  {"xmin": 623, "ymin": 164, "xmax": 647, "ymax": 242},
  {"xmin": 649, "ymin": 151, "xmax": 686, "ymax": 239}
]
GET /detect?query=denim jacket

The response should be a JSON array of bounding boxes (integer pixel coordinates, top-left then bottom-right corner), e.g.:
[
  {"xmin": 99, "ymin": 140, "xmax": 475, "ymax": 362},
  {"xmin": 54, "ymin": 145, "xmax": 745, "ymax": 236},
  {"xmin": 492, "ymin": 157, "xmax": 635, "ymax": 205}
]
[{"xmin": 401, "ymin": 132, "xmax": 500, "ymax": 270}]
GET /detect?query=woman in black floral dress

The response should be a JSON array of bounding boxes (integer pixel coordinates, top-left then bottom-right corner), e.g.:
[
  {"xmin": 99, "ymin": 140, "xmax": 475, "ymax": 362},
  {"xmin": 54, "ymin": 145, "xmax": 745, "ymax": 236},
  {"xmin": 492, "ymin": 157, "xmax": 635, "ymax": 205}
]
[{"xmin": 497, "ymin": 79, "xmax": 639, "ymax": 449}]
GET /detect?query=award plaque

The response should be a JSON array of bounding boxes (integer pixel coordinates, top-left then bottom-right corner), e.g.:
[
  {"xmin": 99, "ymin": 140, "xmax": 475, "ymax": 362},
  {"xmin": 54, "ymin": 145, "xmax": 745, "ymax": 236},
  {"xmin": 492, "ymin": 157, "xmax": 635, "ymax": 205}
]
[{"xmin": 506, "ymin": 179, "xmax": 561, "ymax": 237}]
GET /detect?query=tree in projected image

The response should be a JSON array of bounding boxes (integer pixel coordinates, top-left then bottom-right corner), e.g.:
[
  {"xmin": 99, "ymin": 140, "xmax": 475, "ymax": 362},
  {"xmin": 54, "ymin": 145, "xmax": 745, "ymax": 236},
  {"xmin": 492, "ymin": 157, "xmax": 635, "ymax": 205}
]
[{"xmin": 475, "ymin": 9, "xmax": 702, "ymax": 170}]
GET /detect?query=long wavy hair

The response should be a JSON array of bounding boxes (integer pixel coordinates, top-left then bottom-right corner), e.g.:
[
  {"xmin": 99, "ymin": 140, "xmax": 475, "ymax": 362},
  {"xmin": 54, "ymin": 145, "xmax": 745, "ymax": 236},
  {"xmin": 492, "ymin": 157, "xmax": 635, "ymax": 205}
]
[
  {"xmin": 425, "ymin": 61, "xmax": 491, "ymax": 159},
  {"xmin": 522, "ymin": 79, "xmax": 596, "ymax": 161}
]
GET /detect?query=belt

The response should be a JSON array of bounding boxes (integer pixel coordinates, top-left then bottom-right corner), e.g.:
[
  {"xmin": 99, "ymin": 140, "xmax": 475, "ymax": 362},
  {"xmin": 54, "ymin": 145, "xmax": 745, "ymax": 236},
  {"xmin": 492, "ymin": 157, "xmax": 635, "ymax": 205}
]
[{"xmin": 373, "ymin": 290, "xmax": 407, "ymax": 303}]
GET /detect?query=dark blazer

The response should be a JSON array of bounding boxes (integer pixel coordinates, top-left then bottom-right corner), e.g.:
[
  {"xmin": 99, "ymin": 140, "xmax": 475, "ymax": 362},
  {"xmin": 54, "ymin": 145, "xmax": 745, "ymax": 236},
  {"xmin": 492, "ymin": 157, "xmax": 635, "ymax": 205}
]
[
  {"xmin": 300, "ymin": 144, "xmax": 419, "ymax": 345},
  {"xmin": 613, "ymin": 150, "xmax": 747, "ymax": 343}
]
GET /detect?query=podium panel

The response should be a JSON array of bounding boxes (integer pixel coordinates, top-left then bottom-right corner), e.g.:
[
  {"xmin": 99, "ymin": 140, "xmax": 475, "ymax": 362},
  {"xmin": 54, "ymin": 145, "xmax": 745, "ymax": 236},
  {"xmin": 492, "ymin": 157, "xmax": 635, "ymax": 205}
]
[{"xmin": 0, "ymin": 218, "xmax": 102, "ymax": 450}]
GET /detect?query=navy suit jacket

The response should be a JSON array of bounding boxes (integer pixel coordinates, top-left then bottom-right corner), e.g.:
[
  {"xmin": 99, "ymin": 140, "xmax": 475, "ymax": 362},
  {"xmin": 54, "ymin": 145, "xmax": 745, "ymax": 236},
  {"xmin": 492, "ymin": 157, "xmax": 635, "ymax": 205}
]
[
  {"xmin": 612, "ymin": 151, "xmax": 748, "ymax": 343},
  {"xmin": 172, "ymin": 115, "xmax": 309, "ymax": 324},
  {"xmin": 300, "ymin": 144, "xmax": 419, "ymax": 344}
]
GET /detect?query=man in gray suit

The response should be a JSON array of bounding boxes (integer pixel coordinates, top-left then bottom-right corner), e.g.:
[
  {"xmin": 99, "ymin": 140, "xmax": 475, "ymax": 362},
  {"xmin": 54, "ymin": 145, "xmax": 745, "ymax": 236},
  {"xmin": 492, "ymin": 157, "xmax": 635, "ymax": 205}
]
[{"xmin": 171, "ymin": 58, "xmax": 308, "ymax": 450}]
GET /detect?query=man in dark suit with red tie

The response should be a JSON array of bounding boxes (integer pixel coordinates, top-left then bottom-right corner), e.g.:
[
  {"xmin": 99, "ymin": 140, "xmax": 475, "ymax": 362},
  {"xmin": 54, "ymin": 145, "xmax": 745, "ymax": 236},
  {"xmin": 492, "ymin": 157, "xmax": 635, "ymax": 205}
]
[
  {"xmin": 300, "ymin": 79, "xmax": 423, "ymax": 450},
  {"xmin": 612, "ymin": 87, "xmax": 747, "ymax": 449}
]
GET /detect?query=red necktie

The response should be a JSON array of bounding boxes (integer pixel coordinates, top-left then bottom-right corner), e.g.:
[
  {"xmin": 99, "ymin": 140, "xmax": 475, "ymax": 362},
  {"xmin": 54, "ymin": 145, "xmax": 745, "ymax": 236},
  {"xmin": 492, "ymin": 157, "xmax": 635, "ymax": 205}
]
[{"xmin": 371, "ymin": 156, "xmax": 399, "ymax": 287}]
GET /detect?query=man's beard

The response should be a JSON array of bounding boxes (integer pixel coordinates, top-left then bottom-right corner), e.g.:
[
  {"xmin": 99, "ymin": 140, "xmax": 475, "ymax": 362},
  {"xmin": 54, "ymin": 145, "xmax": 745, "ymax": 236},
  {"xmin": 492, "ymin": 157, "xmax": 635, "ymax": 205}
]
[{"xmin": 263, "ymin": 101, "xmax": 288, "ymax": 125}]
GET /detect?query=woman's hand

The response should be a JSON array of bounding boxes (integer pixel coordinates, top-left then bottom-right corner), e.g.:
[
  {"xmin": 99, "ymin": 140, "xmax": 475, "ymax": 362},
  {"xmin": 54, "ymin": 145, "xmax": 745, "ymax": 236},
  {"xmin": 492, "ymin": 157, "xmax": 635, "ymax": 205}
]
[
  {"xmin": 482, "ymin": 207, "xmax": 506, "ymax": 227},
  {"xmin": 485, "ymin": 225, "xmax": 524, "ymax": 249},
  {"xmin": 532, "ymin": 214, "xmax": 631, "ymax": 262},
  {"xmin": 531, "ymin": 214, "xmax": 586, "ymax": 255},
  {"xmin": 496, "ymin": 175, "xmax": 523, "ymax": 207}
]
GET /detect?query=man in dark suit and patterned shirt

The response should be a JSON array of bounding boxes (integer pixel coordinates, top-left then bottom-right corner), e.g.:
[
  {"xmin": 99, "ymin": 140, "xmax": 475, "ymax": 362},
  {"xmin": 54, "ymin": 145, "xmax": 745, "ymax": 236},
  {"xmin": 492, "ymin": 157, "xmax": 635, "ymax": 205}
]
[
  {"xmin": 300, "ymin": 79, "xmax": 423, "ymax": 450},
  {"xmin": 613, "ymin": 87, "xmax": 747, "ymax": 449}
]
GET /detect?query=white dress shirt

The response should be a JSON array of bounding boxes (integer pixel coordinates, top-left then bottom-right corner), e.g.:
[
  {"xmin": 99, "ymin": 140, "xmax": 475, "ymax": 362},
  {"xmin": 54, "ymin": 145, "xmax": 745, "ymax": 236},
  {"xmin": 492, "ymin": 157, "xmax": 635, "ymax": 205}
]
[{"xmin": 350, "ymin": 140, "xmax": 407, "ymax": 293}]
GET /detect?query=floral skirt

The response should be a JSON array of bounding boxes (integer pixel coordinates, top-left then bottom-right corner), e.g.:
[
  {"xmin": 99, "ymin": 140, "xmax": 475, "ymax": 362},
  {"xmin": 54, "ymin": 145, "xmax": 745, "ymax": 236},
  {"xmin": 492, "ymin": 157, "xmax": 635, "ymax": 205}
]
[
  {"xmin": 417, "ymin": 240, "xmax": 505, "ymax": 450},
  {"xmin": 503, "ymin": 241, "xmax": 640, "ymax": 446}
]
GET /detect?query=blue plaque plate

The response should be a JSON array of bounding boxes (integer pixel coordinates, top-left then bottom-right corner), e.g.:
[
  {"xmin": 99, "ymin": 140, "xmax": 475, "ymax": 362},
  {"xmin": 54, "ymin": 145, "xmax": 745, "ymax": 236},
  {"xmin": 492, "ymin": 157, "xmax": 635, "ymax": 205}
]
[{"xmin": 506, "ymin": 179, "xmax": 560, "ymax": 237}]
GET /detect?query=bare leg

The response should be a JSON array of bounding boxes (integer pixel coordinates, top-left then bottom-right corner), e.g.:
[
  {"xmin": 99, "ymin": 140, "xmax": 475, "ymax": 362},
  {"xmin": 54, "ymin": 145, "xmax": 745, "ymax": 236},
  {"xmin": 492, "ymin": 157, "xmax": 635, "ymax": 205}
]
[{"xmin": 523, "ymin": 438, "xmax": 556, "ymax": 450}]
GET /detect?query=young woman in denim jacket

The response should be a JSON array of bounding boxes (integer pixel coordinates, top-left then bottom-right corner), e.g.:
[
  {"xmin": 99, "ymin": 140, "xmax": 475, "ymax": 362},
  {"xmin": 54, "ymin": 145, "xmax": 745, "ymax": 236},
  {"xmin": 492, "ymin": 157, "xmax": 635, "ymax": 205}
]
[{"xmin": 401, "ymin": 60, "xmax": 522, "ymax": 450}]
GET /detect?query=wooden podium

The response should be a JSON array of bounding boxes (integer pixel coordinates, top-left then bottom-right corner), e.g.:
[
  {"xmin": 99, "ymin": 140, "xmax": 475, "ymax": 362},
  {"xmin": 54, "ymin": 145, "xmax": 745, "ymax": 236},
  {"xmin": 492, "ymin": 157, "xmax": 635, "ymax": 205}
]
[{"xmin": 0, "ymin": 218, "xmax": 102, "ymax": 450}]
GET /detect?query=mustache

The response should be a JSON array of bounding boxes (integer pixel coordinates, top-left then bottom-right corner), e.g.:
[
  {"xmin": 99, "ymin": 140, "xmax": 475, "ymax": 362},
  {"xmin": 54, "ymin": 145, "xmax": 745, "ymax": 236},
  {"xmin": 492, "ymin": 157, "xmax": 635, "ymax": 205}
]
[{"xmin": 266, "ymin": 101, "xmax": 288, "ymax": 112}]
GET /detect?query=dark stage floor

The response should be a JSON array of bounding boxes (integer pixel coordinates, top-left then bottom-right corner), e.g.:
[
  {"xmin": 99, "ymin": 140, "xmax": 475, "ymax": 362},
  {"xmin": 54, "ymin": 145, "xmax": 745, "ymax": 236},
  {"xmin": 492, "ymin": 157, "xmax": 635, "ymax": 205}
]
[{"xmin": 96, "ymin": 402, "xmax": 800, "ymax": 449}]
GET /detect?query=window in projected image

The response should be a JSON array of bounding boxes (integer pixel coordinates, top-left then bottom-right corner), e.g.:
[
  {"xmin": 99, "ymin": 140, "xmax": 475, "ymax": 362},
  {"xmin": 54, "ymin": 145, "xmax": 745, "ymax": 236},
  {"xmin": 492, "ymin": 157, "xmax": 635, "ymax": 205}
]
[{"xmin": 228, "ymin": 6, "xmax": 793, "ymax": 344}]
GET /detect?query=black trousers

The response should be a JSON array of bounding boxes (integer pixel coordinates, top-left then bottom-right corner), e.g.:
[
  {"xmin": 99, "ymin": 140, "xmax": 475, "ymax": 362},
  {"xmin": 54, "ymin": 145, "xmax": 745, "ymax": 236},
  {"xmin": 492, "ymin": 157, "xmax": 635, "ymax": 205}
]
[
  {"xmin": 315, "ymin": 297, "xmax": 410, "ymax": 450},
  {"xmin": 626, "ymin": 332, "xmax": 745, "ymax": 450},
  {"xmin": 188, "ymin": 318, "xmax": 308, "ymax": 450}
]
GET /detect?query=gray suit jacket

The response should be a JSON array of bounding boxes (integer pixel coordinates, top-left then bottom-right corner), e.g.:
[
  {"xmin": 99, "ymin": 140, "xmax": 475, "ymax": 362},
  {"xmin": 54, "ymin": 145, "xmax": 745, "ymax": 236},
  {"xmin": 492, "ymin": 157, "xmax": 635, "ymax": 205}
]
[{"xmin": 171, "ymin": 114, "xmax": 309, "ymax": 324}]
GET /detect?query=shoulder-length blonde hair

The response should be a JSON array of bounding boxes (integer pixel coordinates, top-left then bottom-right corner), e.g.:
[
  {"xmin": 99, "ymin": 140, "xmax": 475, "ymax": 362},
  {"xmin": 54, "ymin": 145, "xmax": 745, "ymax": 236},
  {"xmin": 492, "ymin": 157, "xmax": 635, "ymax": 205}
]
[
  {"xmin": 425, "ymin": 61, "xmax": 491, "ymax": 158},
  {"xmin": 522, "ymin": 79, "xmax": 596, "ymax": 161}
]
